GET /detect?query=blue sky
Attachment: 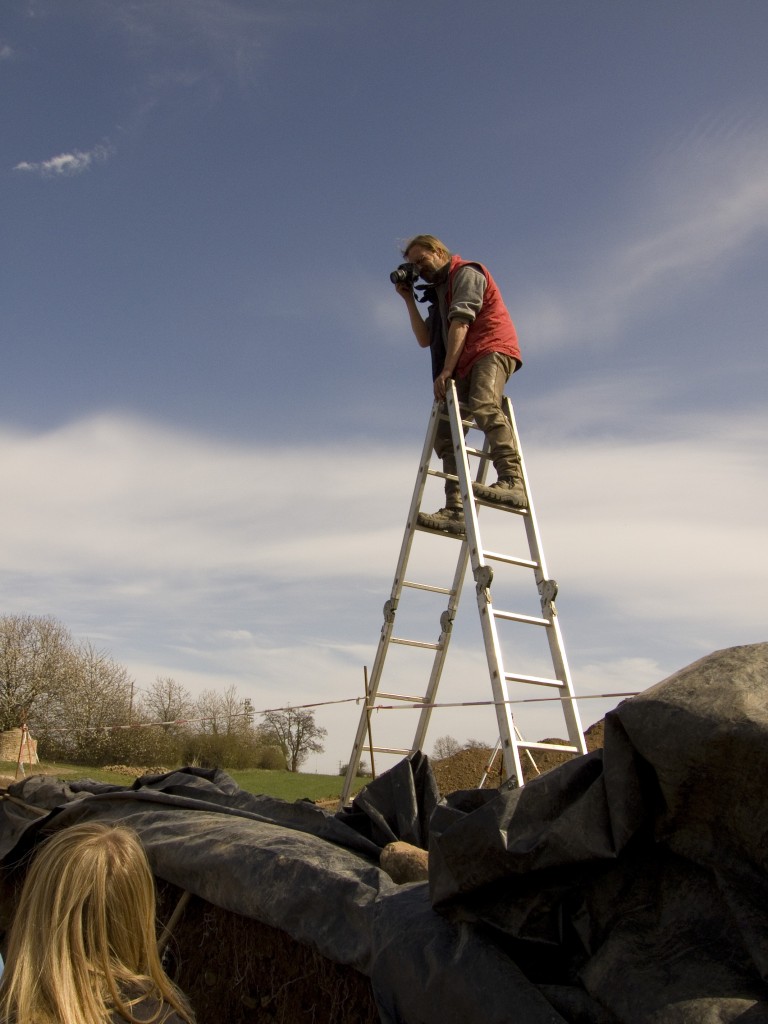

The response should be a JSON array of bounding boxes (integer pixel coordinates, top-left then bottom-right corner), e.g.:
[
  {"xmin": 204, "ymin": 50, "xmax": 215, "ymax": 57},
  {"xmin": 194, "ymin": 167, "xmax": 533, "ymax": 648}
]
[{"xmin": 2, "ymin": 0, "xmax": 766, "ymax": 773}]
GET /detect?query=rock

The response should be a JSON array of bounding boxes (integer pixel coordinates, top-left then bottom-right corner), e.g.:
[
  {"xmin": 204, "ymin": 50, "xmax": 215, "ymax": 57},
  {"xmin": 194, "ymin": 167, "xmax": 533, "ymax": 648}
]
[{"xmin": 380, "ymin": 841, "xmax": 429, "ymax": 884}]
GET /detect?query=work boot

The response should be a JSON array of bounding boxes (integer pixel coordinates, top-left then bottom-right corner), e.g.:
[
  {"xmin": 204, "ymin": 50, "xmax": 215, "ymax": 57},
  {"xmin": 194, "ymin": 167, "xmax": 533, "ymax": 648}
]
[
  {"xmin": 417, "ymin": 506, "xmax": 466, "ymax": 536},
  {"xmin": 472, "ymin": 477, "xmax": 528, "ymax": 509}
]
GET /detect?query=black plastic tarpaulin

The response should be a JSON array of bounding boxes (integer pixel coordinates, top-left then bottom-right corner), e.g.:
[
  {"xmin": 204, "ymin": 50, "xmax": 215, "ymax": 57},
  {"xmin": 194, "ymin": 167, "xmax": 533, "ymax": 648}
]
[
  {"xmin": 429, "ymin": 642, "xmax": 768, "ymax": 1023},
  {"xmin": 1, "ymin": 643, "xmax": 768, "ymax": 1023},
  {"xmin": 0, "ymin": 763, "xmax": 565, "ymax": 1024}
]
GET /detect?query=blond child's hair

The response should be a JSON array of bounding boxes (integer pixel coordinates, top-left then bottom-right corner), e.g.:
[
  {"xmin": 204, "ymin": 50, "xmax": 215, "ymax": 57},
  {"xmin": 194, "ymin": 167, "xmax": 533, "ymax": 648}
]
[{"xmin": 0, "ymin": 821, "xmax": 194, "ymax": 1024}]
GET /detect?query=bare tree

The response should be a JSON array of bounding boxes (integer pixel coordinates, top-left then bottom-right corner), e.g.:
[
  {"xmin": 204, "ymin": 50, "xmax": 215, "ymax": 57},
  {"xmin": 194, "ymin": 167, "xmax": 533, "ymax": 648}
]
[
  {"xmin": 0, "ymin": 615, "xmax": 76, "ymax": 731},
  {"xmin": 261, "ymin": 706, "xmax": 327, "ymax": 773},
  {"xmin": 194, "ymin": 685, "xmax": 253, "ymax": 736},
  {"xmin": 194, "ymin": 688, "xmax": 227, "ymax": 735},
  {"xmin": 37, "ymin": 641, "xmax": 133, "ymax": 762},
  {"xmin": 431, "ymin": 735, "xmax": 461, "ymax": 760},
  {"xmin": 140, "ymin": 676, "xmax": 195, "ymax": 733},
  {"xmin": 220, "ymin": 684, "xmax": 252, "ymax": 736}
]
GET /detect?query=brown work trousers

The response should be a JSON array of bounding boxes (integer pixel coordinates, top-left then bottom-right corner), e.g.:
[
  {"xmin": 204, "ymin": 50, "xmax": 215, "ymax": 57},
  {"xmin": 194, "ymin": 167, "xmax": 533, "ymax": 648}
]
[{"xmin": 435, "ymin": 352, "xmax": 519, "ymax": 508}]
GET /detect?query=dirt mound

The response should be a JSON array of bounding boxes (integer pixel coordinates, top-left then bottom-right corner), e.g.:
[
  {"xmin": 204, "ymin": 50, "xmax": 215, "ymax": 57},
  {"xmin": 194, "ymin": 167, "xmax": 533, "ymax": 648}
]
[
  {"xmin": 431, "ymin": 719, "xmax": 605, "ymax": 795},
  {"xmin": 102, "ymin": 764, "xmax": 170, "ymax": 776},
  {"xmin": 431, "ymin": 746, "xmax": 504, "ymax": 793}
]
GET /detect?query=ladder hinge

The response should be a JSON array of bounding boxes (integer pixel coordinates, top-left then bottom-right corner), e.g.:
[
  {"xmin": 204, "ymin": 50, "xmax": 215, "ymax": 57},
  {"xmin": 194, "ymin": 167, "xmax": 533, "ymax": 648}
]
[
  {"xmin": 383, "ymin": 598, "xmax": 398, "ymax": 624},
  {"xmin": 538, "ymin": 579, "xmax": 558, "ymax": 612},
  {"xmin": 439, "ymin": 609, "xmax": 455, "ymax": 634},
  {"xmin": 474, "ymin": 565, "xmax": 493, "ymax": 591}
]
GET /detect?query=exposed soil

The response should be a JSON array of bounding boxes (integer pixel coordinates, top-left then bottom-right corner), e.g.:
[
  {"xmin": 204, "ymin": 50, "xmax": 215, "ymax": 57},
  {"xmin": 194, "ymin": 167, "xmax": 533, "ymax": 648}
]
[{"xmin": 430, "ymin": 718, "xmax": 605, "ymax": 795}]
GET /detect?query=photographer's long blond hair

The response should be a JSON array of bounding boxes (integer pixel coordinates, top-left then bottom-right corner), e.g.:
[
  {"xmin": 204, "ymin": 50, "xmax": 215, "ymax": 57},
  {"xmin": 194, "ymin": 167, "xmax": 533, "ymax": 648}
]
[
  {"xmin": 401, "ymin": 234, "xmax": 451, "ymax": 259},
  {"xmin": 0, "ymin": 821, "xmax": 194, "ymax": 1024}
]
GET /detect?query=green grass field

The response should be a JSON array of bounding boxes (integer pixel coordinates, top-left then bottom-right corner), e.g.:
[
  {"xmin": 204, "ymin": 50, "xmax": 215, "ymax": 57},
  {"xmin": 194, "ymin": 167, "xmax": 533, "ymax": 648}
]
[
  {"xmin": 0, "ymin": 760, "xmax": 366, "ymax": 802},
  {"xmin": 226, "ymin": 768, "xmax": 365, "ymax": 802}
]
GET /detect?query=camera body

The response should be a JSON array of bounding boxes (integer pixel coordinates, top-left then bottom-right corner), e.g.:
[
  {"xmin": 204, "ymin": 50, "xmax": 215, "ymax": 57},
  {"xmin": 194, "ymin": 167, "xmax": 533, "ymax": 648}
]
[{"xmin": 390, "ymin": 262, "xmax": 419, "ymax": 285}]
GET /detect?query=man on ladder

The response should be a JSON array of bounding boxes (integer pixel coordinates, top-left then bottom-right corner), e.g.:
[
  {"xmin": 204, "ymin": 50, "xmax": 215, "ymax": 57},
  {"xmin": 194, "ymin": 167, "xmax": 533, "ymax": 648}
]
[
  {"xmin": 394, "ymin": 233, "xmax": 527, "ymax": 535},
  {"xmin": 340, "ymin": 237, "xmax": 586, "ymax": 802}
]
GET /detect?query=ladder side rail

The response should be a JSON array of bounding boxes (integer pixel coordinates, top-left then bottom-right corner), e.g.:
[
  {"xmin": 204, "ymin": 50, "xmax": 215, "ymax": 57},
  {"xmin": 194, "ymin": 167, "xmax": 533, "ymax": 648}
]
[
  {"xmin": 410, "ymin": 535, "xmax": 472, "ymax": 753},
  {"xmin": 410, "ymin": 391, "xmax": 491, "ymax": 753},
  {"xmin": 340, "ymin": 401, "xmax": 444, "ymax": 805},
  {"xmin": 341, "ymin": 585, "xmax": 403, "ymax": 803},
  {"xmin": 477, "ymin": 583, "xmax": 527, "ymax": 786},
  {"xmin": 501, "ymin": 396, "xmax": 549, "ymax": 577},
  {"xmin": 502, "ymin": 397, "xmax": 588, "ymax": 756},
  {"xmin": 395, "ymin": 400, "xmax": 445, "ymax": 594},
  {"xmin": 361, "ymin": 398, "xmax": 442, "ymax": 699},
  {"xmin": 445, "ymin": 382, "xmax": 485, "ymax": 555},
  {"xmin": 540, "ymin": 604, "xmax": 588, "ymax": 755},
  {"xmin": 446, "ymin": 382, "xmax": 526, "ymax": 786}
]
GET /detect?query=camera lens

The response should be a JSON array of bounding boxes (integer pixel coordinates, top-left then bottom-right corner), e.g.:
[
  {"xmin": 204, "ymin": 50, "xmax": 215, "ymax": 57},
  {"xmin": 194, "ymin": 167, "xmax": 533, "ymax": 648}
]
[{"xmin": 390, "ymin": 263, "xmax": 417, "ymax": 284}]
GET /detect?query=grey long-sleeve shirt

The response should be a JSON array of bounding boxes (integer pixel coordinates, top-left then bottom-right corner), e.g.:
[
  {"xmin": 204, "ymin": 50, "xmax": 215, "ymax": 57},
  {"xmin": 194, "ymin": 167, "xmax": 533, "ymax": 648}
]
[{"xmin": 430, "ymin": 262, "xmax": 487, "ymax": 338}]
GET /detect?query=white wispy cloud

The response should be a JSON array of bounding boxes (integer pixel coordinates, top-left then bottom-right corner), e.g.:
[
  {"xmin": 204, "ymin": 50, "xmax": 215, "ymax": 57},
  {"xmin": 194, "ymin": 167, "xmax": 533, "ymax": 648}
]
[
  {"xmin": 14, "ymin": 141, "xmax": 113, "ymax": 177},
  {"xmin": 0, "ymin": 415, "xmax": 409, "ymax": 578},
  {"xmin": 2, "ymin": 405, "xmax": 764, "ymax": 769},
  {"xmin": 3, "ymin": 408, "xmax": 764, "ymax": 626},
  {"xmin": 516, "ymin": 118, "xmax": 768, "ymax": 350},
  {"xmin": 529, "ymin": 423, "xmax": 768, "ymax": 626},
  {"xmin": 114, "ymin": 0, "xmax": 293, "ymax": 94}
]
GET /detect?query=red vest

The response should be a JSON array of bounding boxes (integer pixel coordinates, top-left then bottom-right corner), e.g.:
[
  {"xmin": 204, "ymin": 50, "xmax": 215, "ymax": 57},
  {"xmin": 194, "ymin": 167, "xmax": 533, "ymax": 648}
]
[{"xmin": 446, "ymin": 255, "xmax": 521, "ymax": 378}]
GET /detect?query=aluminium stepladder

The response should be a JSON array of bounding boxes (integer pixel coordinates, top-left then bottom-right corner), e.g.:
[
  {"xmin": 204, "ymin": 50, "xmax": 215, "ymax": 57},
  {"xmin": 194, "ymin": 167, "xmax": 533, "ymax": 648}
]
[{"xmin": 339, "ymin": 379, "xmax": 587, "ymax": 806}]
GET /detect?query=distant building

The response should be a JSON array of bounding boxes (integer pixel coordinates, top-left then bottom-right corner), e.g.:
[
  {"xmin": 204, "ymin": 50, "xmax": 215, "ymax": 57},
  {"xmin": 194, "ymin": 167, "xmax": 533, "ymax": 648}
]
[{"xmin": 0, "ymin": 727, "xmax": 39, "ymax": 765}]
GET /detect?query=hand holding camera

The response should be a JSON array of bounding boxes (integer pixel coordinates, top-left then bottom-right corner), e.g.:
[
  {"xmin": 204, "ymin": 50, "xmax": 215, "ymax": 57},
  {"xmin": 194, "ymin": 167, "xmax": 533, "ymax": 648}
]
[
  {"xmin": 391, "ymin": 262, "xmax": 419, "ymax": 301},
  {"xmin": 390, "ymin": 262, "xmax": 419, "ymax": 285}
]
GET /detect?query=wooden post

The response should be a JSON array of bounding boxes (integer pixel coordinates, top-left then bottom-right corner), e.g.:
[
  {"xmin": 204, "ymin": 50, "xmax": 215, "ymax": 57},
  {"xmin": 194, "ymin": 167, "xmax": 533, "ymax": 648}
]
[
  {"xmin": 364, "ymin": 666, "xmax": 376, "ymax": 780},
  {"xmin": 15, "ymin": 724, "xmax": 28, "ymax": 780}
]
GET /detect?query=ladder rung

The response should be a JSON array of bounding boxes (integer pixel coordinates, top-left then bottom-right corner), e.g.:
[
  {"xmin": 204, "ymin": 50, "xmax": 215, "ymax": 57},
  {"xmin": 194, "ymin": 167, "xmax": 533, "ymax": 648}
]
[
  {"xmin": 493, "ymin": 610, "xmax": 550, "ymax": 627},
  {"xmin": 516, "ymin": 741, "xmax": 580, "ymax": 753},
  {"xmin": 422, "ymin": 470, "xmax": 529, "ymax": 517},
  {"xmin": 438, "ymin": 411, "xmax": 476, "ymax": 431},
  {"xmin": 504, "ymin": 672, "xmax": 564, "ymax": 688},
  {"xmin": 391, "ymin": 637, "xmax": 441, "ymax": 650},
  {"xmin": 473, "ymin": 497, "xmax": 529, "ymax": 516},
  {"xmin": 371, "ymin": 746, "xmax": 412, "ymax": 756},
  {"xmin": 377, "ymin": 691, "xmax": 430, "ymax": 703},
  {"xmin": 403, "ymin": 580, "xmax": 454, "ymax": 595},
  {"xmin": 485, "ymin": 549, "xmax": 539, "ymax": 570},
  {"xmin": 414, "ymin": 523, "xmax": 465, "ymax": 539}
]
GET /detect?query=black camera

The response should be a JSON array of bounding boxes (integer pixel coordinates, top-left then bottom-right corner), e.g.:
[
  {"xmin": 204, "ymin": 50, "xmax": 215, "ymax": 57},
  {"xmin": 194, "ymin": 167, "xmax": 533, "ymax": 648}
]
[{"xmin": 390, "ymin": 262, "xmax": 419, "ymax": 285}]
